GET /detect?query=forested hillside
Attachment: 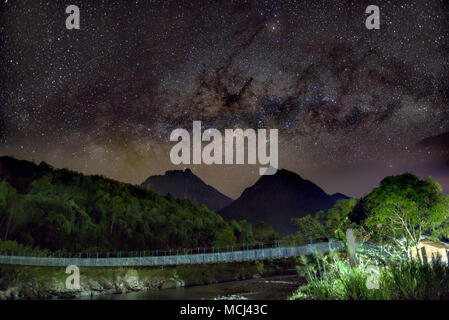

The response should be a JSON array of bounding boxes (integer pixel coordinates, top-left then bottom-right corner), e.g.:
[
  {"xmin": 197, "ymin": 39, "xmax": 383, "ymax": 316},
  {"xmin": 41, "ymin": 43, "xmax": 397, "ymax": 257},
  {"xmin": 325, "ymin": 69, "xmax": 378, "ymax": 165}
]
[{"xmin": 0, "ymin": 156, "xmax": 254, "ymax": 252}]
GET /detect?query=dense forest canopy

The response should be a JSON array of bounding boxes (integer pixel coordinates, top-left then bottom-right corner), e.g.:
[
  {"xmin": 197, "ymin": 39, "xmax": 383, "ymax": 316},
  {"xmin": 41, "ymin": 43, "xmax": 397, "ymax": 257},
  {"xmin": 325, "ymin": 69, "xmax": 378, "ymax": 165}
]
[{"xmin": 0, "ymin": 156, "xmax": 255, "ymax": 252}]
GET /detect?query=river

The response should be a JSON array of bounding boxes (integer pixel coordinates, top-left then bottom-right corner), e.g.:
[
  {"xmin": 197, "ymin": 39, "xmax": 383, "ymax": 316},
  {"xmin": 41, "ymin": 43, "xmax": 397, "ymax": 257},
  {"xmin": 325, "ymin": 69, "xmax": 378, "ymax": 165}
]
[{"xmin": 87, "ymin": 274, "xmax": 304, "ymax": 300}]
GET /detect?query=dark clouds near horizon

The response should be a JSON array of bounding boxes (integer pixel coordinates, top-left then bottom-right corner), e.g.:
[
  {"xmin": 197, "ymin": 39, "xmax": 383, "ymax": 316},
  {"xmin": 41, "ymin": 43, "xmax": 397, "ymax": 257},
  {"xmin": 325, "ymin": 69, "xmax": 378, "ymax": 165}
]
[{"xmin": 0, "ymin": 0, "xmax": 448, "ymax": 198}]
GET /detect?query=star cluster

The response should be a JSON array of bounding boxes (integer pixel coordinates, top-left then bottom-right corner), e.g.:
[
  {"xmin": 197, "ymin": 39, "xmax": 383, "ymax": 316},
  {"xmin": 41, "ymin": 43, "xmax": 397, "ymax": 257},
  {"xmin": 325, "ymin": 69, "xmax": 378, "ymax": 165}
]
[{"xmin": 1, "ymin": 0, "xmax": 448, "ymax": 198}]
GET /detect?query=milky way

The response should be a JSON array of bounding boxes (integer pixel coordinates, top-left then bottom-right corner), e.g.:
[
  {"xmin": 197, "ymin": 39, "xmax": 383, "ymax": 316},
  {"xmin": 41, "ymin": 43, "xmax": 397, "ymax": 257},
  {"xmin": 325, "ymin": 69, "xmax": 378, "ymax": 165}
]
[{"xmin": 1, "ymin": 0, "xmax": 448, "ymax": 198}]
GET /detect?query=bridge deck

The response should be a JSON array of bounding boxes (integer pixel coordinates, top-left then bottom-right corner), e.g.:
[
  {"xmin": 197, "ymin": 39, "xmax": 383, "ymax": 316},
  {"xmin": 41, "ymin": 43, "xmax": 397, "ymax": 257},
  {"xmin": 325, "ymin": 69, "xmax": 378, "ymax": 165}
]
[{"xmin": 0, "ymin": 241, "xmax": 344, "ymax": 267}]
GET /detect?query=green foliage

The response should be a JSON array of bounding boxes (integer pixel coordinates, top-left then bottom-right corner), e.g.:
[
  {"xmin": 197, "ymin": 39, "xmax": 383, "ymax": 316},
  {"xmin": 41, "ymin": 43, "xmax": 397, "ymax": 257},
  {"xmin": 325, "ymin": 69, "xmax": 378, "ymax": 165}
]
[
  {"xmin": 0, "ymin": 180, "xmax": 29, "ymax": 242},
  {"xmin": 0, "ymin": 239, "xmax": 50, "ymax": 257},
  {"xmin": 253, "ymin": 221, "xmax": 279, "ymax": 243},
  {"xmin": 0, "ymin": 163, "xmax": 260, "ymax": 252},
  {"xmin": 213, "ymin": 225, "xmax": 237, "ymax": 247},
  {"xmin": 292, "ymin": 214, "xmax": 327, "ymax": 243},
  {"xmin": 363, "ymin": 173, "xmax": 449, "ymax": 251},
  {"xmin": 290, "ymin": 198, "xmax": 357, "ymax": 244},
  {"xmin": 290, "ymin": 250, "xmax": 449, "ymax": 300},
  {"xmin": 385, "ymin": 256, "xmax": 449, "ymax": 299},
  {"xmin": 255, "ymin": 260, "xmax": 264, "ymax": 275},
  {"xmin": 289, "ymin": 173, "xmax": 449, "ymax": 252},
  {"xmin": 323, "ymin": 198, "xmax": 358, "ymax": 240},
  {"xmin": 228, "ymin": 219, "xmax": 256, "ymax": 245}
]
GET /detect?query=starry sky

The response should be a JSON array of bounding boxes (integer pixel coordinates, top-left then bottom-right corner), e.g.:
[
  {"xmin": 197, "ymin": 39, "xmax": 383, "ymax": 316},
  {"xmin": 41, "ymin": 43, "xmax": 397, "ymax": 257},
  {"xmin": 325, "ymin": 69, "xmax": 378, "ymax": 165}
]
[{"xmin": 1, "ymin": 0, "xmax": 448, "ymax": 199}]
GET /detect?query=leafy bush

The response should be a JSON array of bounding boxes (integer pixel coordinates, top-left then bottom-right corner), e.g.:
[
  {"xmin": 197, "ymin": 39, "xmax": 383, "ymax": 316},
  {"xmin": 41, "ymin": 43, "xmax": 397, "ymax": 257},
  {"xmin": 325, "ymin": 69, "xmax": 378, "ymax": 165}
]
[{"xmin": 292, "ymin": 251, "xmax": 385, "ymax": 300}]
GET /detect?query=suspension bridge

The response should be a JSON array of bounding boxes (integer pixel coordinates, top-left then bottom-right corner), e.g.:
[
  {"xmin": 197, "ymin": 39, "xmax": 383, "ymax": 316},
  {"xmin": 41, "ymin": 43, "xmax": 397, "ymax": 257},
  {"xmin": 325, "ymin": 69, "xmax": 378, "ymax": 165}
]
[{"xmin": 0, "ymin": 240, "xmax": 345, "ymax": 267}]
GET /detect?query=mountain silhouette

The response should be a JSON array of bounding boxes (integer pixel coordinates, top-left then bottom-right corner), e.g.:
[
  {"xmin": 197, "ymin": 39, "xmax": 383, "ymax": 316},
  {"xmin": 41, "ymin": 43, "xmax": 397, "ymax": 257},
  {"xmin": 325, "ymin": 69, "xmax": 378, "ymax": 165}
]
[
  {"xmin": 141, "ymin": 169, "xmax": 233, "ymax": 211},
  {"xmin": 218, "ymin": 169, "xmax": 348, "ymax": 235}
]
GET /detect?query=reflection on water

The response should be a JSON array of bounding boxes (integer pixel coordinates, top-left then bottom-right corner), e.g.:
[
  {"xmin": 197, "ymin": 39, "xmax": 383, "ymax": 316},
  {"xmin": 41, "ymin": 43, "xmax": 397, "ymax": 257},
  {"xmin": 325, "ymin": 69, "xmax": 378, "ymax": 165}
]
[{"xmin": 89, "ymin": 275, "xmax": 303, "ymax": 300}]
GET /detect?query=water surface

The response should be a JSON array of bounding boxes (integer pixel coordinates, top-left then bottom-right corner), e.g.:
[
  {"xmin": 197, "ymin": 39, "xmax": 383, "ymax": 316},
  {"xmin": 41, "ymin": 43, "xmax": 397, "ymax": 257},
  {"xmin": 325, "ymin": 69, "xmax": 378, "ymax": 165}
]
[{"xmin": 90, "ymin": 274, "xmax": 303, "ymax": 300}]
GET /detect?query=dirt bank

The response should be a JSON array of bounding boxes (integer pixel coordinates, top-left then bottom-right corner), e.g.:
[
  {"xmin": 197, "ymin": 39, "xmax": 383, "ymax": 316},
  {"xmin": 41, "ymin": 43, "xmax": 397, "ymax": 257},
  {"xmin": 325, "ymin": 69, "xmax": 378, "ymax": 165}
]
[{"xmin": 0, "ymin": 258, "xmax": 300, "ymax": 299}]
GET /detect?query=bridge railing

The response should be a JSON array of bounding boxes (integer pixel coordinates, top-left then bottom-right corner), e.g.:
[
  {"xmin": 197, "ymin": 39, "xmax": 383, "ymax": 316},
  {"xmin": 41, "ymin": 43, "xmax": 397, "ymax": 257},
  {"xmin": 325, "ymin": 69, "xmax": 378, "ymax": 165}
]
[
  {"xmin": 0, "ymin": 240, "xmax": 345, "ymax": 267},
  {"xmin": 0, "ymin": 238, "xmax": 331, "ymax": 259}
]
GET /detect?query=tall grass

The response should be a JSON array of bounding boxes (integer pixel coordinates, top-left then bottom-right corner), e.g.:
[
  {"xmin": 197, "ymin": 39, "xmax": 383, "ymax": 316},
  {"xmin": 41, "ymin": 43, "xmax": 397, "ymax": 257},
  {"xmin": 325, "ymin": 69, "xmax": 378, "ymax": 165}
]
[
  {"xmin": 386, "ymin": 256, "xmax": 449, "ymax": 299},
  {"xmin": 290, "ymin": 250, "xmax": 449, "ymax": 300}
]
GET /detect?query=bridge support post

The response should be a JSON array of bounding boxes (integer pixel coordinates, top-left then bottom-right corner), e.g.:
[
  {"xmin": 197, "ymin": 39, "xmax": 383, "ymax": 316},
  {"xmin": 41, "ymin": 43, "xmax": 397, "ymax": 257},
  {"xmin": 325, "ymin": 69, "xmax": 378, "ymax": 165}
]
[{"xmin": 346, "ymin": 228, "xmax": 357, "ymax": 267}]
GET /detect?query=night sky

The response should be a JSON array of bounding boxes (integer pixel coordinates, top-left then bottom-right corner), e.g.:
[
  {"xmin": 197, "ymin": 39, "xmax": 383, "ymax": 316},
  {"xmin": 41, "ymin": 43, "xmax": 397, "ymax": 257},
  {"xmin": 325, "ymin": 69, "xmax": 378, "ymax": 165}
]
[{"xmin": 1, "ymin": 0, "xmax": 448, "ymax": 199}]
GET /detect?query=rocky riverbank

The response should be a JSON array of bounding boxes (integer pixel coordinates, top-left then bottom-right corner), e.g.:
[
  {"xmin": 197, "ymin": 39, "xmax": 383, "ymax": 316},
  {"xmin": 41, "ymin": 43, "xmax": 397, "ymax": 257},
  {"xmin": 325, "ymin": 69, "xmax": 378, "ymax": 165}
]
[
  {"xmin": 0, "ymin": 269, "xmax": 185, "ymax": 300},
  {"xmin": 0, "ymin": 258, "xmax": 299, "ymax": 300}
]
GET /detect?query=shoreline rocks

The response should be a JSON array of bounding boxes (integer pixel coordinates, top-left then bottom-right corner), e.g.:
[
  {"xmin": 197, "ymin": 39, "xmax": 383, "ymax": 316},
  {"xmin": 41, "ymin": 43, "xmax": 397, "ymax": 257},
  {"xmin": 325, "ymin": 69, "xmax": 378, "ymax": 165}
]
[{"xmin": 0, "ymin": 275, "xmax": 186, "ymax": 300}]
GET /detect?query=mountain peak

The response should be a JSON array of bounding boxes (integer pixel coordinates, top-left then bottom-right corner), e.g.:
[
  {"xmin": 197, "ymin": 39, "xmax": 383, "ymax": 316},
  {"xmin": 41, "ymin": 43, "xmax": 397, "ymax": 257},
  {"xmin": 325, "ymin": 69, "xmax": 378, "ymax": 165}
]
[
  {"xmin": 142, "ymin": 169, "xmax": 232, "ymax": 211},
  {"xmin": 219, "ymin": 168, "xmax": 348, "ymax": 235}
]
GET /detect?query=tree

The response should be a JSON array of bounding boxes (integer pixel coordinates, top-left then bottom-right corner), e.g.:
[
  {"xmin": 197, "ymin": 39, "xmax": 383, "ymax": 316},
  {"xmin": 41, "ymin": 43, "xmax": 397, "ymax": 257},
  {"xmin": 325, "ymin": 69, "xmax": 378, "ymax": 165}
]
[
  {"xmin": 363, "ymin": 173, "xmax": 449, "ymax": 255},
  {"xmin": 229, "ymin": 220, "xmax": 256, "ymax": 245},
  {"xmin": 292, "ymin": 214, "xmax": 327, "ymax": 243},
  {"xmin": 322, "ymin": 198, "xmax": 358, "ymax": 240},
  {"xmin": 0, "ymin": 180, "xmax": 28, "ymax": 241},
  {"xmin": 213, "ymin": 225, "xmax": 237, "ymax": 247},
  {"xmin": 254, "ymin": 221, "xmax": 279, "ymax": 243},
  {"xmin": 109, "ymin": 196, "xmax": 125, "ymax": 235}
]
